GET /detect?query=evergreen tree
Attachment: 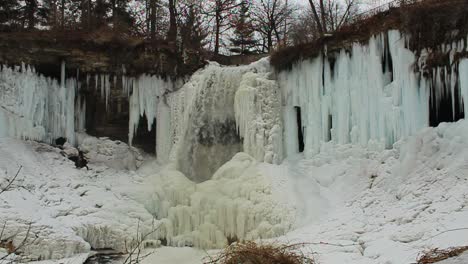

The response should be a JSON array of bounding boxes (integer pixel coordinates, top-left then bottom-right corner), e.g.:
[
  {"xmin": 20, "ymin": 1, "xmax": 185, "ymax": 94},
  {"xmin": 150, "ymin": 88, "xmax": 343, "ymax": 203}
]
[
  {"xmin": 0, "ymin": 0, "xmax": 21, "ymax": 30},
  {"xmin": 230, "ymin": 0, "xmax": 256, "ymax": 54}
]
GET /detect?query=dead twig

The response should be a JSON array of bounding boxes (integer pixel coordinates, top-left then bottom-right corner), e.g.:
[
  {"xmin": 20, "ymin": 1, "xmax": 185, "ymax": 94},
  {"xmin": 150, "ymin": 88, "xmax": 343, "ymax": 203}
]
[
  {"xmin": 0, "ymin": 166, "xmax": 22, "ymax": 196},
  {"xmin": 123, "ymin": 218, "xmax": 160, "ymax": 264}
]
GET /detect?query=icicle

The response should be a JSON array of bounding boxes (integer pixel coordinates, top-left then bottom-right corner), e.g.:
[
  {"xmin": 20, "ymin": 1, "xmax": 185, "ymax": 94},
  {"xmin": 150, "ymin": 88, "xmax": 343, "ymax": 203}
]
[
  {"xmin": 100, "ymin": 74, "xmax": 105, "ymax": 99},
  {"xmin": 105, "ymin": 74, "xmax": 110, "ymax": 111},
  {"xmin": 95, "ymin": 74, "xmax": 98, "ymax": 91},
  {"xmin": 0, "ymin": 63, "xmax": 80, "ymax": 145},
  {"xmin": 61, "ymin": 61, "xmax": 66, "ymax": 86}
]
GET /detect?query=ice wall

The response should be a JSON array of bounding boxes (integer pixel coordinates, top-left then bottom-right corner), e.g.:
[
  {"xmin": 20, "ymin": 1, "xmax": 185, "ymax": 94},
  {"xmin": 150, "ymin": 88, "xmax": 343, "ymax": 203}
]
[
  {"xmin": 279, "ymin": 30, "xmax": 468, "ymax": 158},
  {"xmin": 0, "ymin": 63, "xmax": 82, "ymax": 144}
]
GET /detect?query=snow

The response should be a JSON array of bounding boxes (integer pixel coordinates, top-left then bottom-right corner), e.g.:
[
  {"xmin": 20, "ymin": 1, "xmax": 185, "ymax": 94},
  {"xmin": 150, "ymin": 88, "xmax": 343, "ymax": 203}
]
[
  {"xmin": 0, "ymin": 137, "xmax": 156, "ymax": 261},
  {"xmin": 77, "ymin": 133, "xmax": 145, "ymax": 171},
  {"xmin": 6, "ymin": 118, "xmax": 465, "ymax": 264}
]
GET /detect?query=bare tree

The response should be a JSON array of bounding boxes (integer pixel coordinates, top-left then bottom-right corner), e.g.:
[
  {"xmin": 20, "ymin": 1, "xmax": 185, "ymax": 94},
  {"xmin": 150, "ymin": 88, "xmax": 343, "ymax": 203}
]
[
  {"xmin": 308, "ymin": 0, "xmax": 358, "ymax": 36},
  {"xmin": 201, "ymin": 0, "xmax": 241, "ymax": 55},
  {"xmin": 167, "ymin": 0, "xmax": 178, "ymax": 44},
  {"xmin": 252, "ymin": 0, "xmax": 293, "ymax": 52},
  {"xmin": 289, "ymin": 8, "xmax": 319, "ymax": 45}
]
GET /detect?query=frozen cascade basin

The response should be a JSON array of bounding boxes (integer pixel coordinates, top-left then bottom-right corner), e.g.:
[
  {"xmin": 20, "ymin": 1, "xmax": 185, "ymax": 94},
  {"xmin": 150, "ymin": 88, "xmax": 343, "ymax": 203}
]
[
  {"xmin": 0, "ymin": 57, "xmax": 290, "ymax": 257},
  {"xmin": 131, "ymin": 59, "xmax": 291, "ymax": 249}
]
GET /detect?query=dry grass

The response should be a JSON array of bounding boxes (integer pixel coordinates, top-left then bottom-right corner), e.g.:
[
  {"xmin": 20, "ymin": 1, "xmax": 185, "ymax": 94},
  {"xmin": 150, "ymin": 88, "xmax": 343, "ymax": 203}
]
[
  {"xmin": 416, "ymin": 246, "xmax": 468, "ymax": 264},
  {"xmin": 204, "ymin": 241, "xmax": 315, "ymax": 264}
]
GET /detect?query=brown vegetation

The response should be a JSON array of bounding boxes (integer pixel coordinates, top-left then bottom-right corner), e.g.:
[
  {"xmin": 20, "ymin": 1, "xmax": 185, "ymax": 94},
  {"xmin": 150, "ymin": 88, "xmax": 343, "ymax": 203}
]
[
  {"xmin": 271, "ymin": 0, "xmax": 468, "ymax": 71},
  {"xmin": 0, "ymin": 28, "xmax": 205, "ymax": 78},
  {"xmin": 416, "ymin": 246, "xmax": 468, "ymax": 264},
  {"xmin": 204, "ymin": 241, "xmax": 315, "ymax": 264}
]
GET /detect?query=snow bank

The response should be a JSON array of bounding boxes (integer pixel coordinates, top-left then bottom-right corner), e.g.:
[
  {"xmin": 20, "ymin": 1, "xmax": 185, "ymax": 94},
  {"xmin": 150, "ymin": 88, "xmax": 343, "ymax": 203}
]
[
  {"xmin": 273, "ymin": 119, "xmax": 468, "ymax": 264},
  {"xmin": 0, "ymin": 138, "xmax": 155, "ymax": 261},
  {"xmin": 77, "ymin": 133, "xmax": 144, "ymax": 170}
]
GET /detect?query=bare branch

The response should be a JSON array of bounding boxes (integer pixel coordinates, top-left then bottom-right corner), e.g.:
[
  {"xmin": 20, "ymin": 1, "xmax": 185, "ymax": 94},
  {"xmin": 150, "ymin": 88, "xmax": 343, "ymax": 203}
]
[{"xmin": 0, "ymin": 166, "xmax": 23, "ymax": 196}]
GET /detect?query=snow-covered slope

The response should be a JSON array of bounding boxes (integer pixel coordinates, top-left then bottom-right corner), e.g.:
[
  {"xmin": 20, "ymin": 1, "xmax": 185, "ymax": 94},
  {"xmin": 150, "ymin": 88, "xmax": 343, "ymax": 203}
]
[
  {"xmin": 1, "ymin": 120, "xmax": 467, "ymax": 263},
  {"xmin": 0, "ymin": 137, "xmax": 156, "ymax": 261},
  {"xmin": 271, "ymin": 119, "xmax": 468, "ymax": 263}
]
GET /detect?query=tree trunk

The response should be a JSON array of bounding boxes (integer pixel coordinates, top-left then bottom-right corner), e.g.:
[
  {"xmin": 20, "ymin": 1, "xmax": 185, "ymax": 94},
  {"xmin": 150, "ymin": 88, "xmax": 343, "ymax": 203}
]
[
  {"xmin": 112, "ymin": 0, "xmax": 117, "ymax": 29},
  {"xmin": 267, "ymin": 31, "xmax": 273, "ymax": 51},
  {"xmin": 150, "ymin": 0, "xmax": 156, "ymax": 39},
  {"xmin": 87, "ymin": 0, "xmax": 91, "ymax": 29},
  {"xmin": 214, "ymin": 11, "xmax": 221, "ymax": 55},
  {"xmin": 81, "ymin": 0, "xmax": 87, "ymax": 30},
  {"xmin": 167, "ymin": 0, "xmax": 177, "ymax": 43},
  {"xmin": 319, "ymin": 0, "xmax": 326, "ymax": 33},
  {"xmin": 25, "ymin": 0, "xmax": 37, "ymax": 29},
  {"xmin": 61, "ymin": 0, "xmax": 65, "ymax": 29},
  {"xmin": 308, "ymin": 0, "xmax": 324, "ymax": 36}
]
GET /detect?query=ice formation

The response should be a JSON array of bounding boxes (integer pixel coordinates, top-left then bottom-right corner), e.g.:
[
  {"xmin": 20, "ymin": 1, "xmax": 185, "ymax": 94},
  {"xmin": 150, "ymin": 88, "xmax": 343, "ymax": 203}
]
[
  {"xmin": 127, "ymin": 75, "xmax": 174, "ymax": 147},
  {"xmin": 161, "ymin": 59, "xmax": 283, "ymax": 181},
  {"xmin": 141, "ymin": 153, "xmax": 294, "ymax": 249},
  {"xmin": 279, "ymin": 30, "xmax": 468, "ymax": 158},
  {"xmin": 0, "ymin": 62, "xmax": 81, "ymax": 144},
  {"xmin": 234, "ymin": 71, "xmax": 283, "ymax": 164}
]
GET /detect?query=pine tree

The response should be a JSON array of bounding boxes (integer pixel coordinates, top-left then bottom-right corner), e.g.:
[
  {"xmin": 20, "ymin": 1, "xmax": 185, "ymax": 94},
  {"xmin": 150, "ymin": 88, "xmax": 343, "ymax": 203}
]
[
  {"xmin": 0, "ymin": 0, "xmax": 21, "ymax": 30},
  {"xmin": 230, "ymin": 0, "xmax": 256, "ymax": 54}
]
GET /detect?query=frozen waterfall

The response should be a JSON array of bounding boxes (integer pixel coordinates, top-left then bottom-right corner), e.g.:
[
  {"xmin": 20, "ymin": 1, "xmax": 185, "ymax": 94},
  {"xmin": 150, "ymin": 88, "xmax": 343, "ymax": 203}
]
[
  {"xmin": 0, "ymin": 62, "xmax": 81, "ymax": 144},
  {"xmin": 160, "ymin": 59, "xmax": 283, "ymax": 182},
  {"xmin": 279, "ymin": 30, "xmax": 468, "ymax": 158}
]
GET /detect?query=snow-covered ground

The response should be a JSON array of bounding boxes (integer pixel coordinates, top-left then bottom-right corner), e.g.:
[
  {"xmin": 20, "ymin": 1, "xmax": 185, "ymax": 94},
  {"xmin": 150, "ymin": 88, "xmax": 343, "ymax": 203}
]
[{"xmin": 1, "ymin": 119, "xmax": 467, "ymax": 263}]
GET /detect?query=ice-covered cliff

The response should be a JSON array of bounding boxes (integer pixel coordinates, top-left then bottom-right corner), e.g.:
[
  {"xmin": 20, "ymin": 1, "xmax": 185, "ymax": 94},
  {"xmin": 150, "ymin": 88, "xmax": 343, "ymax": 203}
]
[
  {"xmin": 279, "ymin": 30, "xmax": 468, "ymax": 158},
  {"xmin": 0, "ymin": 63, "xmax": 83, "ymax": 145}
]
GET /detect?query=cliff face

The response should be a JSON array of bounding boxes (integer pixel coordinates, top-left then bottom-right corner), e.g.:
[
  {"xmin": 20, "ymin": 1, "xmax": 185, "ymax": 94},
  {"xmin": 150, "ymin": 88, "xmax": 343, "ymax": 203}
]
[
  {"xmin": 0, "ymin": 30, "xmax": 206, "ymax": 149},
  {"xmin": 0, "ymin": 30, "xmax": 204, "ymax": 78}
]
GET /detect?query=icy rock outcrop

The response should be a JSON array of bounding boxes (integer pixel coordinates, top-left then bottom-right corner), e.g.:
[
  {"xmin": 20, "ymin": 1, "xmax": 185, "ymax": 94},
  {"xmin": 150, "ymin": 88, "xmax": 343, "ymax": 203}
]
[
  {"xmin": 0, "ymin": 63, "xmax": 83, "ymax": 144},
  {"xmin": 141, "ymin": 153, "xmax": 293, "ymax": 249},
  {"xmin": 280, "ymin": 30, "xmax": 468, "ymax": 158},
  {"xmin": 77, "ymin": 133, "xmax": 144, "ymax": 170}
]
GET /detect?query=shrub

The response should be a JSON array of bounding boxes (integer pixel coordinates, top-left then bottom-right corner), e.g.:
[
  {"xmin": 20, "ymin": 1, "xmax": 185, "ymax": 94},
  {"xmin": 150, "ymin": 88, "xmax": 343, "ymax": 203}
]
[{"xmin": 204, "ymin": 241, "xmax": 315, "ymax": 264}]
